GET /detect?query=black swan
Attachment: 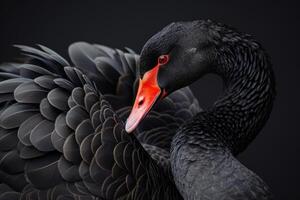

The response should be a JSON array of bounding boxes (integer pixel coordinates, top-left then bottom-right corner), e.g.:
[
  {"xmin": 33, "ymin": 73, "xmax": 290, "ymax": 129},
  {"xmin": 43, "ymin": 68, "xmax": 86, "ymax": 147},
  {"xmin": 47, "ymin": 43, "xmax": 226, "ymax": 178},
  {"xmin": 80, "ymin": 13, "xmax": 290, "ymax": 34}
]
[{"xmin": 0, "ymin": 20, "xmax": 275, "ymax": 200}]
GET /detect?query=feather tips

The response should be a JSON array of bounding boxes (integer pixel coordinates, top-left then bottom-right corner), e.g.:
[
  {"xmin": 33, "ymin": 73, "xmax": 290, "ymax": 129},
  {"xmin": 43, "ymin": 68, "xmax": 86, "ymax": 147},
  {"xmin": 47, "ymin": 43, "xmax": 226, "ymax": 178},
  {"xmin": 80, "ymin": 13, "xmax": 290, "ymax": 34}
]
[{"xmin": 0, "ymin": 43, "xmax": 200, "ymax": 199}]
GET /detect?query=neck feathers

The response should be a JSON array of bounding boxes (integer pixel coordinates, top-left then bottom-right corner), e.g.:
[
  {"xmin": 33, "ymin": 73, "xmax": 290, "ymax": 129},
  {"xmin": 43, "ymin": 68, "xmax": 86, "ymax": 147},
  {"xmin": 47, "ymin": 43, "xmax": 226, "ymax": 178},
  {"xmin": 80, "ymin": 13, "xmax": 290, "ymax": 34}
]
[
  {"xmin": 170, "ymin": 21, "xmax": 275, "ymax": 199},
  {"xmin": 173, "ymin": 36, "xmax": 275, "ymax": 154},
  {"xmin": 212, "ymin": 40, "xmax": 276, "ymax": 153}
]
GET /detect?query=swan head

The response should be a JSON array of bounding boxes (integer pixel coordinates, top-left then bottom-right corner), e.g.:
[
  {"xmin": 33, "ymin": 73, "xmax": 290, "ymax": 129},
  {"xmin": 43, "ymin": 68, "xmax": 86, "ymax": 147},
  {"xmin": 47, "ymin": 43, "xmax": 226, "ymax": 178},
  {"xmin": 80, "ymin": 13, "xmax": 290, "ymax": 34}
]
[{"xmin": 126, "ymin": 21, "xmax": 216, "ymax": 133}]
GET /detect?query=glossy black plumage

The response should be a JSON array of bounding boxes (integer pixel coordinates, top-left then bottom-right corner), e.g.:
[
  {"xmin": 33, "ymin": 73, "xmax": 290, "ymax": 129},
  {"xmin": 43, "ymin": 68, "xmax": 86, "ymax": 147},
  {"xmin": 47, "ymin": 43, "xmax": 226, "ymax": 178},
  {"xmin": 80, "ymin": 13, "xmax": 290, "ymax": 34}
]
[
  {"xmin": 140, "ymin": 20, "xmax": 275, "ymax": 199},
  {"xmin": 0, "ymin": 42, "xmax": 199, "ymax": 199},
  {"xmin": 0, "ymin": 19, "xmax": 275, "ymax": 200}
]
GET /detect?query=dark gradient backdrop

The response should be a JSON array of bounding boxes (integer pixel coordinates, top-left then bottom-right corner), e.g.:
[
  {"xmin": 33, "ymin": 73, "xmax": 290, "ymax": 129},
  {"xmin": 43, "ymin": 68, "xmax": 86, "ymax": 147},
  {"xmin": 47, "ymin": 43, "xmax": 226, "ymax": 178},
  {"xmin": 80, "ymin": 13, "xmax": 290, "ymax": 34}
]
[{"xmin": 0, "ymin": 0, "xmax": 299, "ymax": 199}]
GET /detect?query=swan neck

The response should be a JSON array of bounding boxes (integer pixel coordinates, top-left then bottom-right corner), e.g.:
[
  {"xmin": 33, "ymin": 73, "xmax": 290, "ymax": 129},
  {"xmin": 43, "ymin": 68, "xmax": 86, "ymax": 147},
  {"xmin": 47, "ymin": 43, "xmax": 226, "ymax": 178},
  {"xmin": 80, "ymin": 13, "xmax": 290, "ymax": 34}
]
[
  {"xmin": 209, "ymin": 45, "xmax": 275, "ymax": 153},
  {"xmin": 170, "ymin": 22, "xmax": 275, "ymax": 199}
]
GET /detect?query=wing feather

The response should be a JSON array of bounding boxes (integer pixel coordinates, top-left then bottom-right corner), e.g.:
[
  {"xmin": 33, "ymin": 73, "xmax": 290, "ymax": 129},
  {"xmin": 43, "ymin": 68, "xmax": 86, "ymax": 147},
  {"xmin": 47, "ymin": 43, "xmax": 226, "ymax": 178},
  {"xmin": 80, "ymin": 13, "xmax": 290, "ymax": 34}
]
[{"xmin": 0, "ymin": 43, "xmax": 201, "ymax": 199}]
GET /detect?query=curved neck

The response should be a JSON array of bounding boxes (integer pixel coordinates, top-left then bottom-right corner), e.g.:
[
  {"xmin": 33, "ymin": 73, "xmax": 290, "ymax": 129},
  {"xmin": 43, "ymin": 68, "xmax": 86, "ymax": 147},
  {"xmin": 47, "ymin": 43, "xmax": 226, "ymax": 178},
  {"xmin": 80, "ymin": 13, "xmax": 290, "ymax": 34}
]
[
  {"xmin": 170, "ymin": 39, "xmax": 275, "ymax": 199},
  {"xmin": 208, "ymin": 44, "xmax": 276, "ymax": 154},
  {"xmin": 176, "ymin": 42, "xmax": 275, "ymax": 154}
]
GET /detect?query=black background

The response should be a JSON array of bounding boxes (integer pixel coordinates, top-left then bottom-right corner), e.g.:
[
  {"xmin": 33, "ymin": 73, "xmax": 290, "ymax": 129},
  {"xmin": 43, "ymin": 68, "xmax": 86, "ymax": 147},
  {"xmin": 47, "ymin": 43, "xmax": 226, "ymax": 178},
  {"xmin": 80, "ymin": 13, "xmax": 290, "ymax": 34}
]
[{"xmin": 0, "ymin": 0, "xmax": 299, "ymax": 199}]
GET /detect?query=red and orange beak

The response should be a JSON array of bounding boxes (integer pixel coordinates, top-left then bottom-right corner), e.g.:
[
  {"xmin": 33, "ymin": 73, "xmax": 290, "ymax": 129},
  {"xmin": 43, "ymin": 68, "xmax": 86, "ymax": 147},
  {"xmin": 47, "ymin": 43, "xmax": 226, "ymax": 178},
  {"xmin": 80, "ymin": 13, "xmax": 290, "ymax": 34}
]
[{"xmin": 125, "ymin": 64, "xmax": 163, "ymax": 133}]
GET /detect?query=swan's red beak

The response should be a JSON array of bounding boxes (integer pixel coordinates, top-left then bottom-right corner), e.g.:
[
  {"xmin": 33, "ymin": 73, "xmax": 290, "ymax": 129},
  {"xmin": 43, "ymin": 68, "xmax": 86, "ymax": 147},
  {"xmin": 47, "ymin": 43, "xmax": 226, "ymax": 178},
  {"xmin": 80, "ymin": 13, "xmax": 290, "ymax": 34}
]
[{"xmin": 125, "ymin": 65, "xmax": 162, "ymax": 133}]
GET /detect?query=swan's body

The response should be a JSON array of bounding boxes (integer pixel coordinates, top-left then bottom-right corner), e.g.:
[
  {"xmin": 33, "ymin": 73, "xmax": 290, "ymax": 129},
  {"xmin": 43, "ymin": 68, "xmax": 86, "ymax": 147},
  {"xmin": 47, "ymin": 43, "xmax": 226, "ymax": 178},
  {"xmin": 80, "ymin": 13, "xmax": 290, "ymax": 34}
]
[
  {"xmin": 0, "ymin": 20, "xmax": 275, "ymax": 200},
  {"xmin": 0, "ymin": 43, "xmax": 197, "ymax": 200}
]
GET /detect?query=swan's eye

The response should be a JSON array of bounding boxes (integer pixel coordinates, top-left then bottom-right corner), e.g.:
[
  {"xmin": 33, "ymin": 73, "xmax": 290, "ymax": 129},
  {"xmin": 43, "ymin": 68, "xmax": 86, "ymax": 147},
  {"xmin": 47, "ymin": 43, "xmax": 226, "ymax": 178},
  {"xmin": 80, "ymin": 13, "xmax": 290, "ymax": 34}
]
[{"xmin": 158, "ymin": 55, "xmax": 169, "ymax": 65}]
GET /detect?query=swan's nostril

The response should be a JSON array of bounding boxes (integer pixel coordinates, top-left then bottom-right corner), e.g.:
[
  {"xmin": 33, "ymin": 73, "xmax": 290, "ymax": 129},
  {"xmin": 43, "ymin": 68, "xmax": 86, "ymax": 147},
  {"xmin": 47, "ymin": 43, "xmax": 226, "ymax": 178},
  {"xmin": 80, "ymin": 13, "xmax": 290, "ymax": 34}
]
[{"xmin": 138, "ymin": 96, "xmax": 145, "ymax": 108}]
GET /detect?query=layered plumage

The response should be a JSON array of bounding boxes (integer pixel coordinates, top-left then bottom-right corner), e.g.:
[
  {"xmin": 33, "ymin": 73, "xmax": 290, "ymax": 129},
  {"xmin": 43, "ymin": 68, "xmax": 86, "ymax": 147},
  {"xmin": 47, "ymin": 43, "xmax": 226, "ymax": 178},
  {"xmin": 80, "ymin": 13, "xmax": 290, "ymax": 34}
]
[
  {"xmin": 0, "ymin": 43, "xmax": 200, "ymax": 199},
  {"xmin": 0, "ymin": 19, "xmax": 276, "ymax": 200}
]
